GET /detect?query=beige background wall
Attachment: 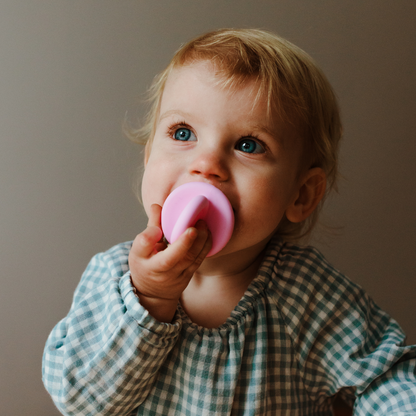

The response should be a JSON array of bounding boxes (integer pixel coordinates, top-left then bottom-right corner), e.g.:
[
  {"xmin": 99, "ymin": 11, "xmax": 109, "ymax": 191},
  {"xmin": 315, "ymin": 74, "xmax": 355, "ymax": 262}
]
[{"xmin": 1, "ymin": 1, "xmax": 415, "ymax": 414}]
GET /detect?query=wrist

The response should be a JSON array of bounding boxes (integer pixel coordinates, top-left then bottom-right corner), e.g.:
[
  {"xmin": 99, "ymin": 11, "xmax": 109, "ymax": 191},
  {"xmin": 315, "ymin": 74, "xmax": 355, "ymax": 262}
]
[{"xmin": 131, "ymin": 278, "xmax": 178, "ymax": 323}]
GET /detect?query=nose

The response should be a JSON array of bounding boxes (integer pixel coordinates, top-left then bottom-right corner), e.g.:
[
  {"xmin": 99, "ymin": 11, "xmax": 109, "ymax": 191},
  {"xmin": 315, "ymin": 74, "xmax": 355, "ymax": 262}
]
[{"xmin": 188, "ymin": 146, "xmax": 229, "ymax": 182}]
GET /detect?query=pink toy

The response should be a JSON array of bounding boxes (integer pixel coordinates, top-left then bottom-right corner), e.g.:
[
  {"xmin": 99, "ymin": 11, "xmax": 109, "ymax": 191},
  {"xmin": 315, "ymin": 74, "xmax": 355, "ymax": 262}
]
[{"xmin": 161, "ymin": 182, "xmax": 234, "ymax": 257}]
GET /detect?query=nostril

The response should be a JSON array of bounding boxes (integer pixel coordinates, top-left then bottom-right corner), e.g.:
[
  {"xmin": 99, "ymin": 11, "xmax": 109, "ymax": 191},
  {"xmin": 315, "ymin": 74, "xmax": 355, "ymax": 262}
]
[{"xmin": 188, "ymin": 152, "xmax": 229, "ymax": 181}]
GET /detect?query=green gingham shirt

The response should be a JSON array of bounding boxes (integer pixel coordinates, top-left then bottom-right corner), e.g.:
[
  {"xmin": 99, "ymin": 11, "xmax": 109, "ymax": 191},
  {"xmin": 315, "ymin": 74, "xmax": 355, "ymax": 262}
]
[{"xmin": 43, "ymin": 236, "xmax": 416, "ymax": 415}]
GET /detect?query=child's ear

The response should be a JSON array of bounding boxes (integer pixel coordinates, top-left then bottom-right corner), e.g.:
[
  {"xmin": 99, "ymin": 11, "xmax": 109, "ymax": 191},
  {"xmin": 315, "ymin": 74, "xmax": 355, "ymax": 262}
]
[{"xmin": 285, "ymin": 167, "xmax": 327, "ymax": 223}]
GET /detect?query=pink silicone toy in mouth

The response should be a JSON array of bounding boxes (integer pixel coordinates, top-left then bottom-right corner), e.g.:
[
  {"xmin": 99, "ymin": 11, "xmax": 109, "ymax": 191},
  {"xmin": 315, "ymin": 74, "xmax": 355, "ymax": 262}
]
[{"xmin": 161, "ymin": 182, "xmax": 235, "ymax": 257}]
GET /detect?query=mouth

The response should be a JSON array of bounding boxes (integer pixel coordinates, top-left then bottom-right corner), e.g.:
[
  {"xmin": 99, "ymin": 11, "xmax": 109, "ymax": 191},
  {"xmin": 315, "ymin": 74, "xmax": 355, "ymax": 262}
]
[{"xmin": 162, "ymin": 181, "xmax": 235, "ymax": 256}]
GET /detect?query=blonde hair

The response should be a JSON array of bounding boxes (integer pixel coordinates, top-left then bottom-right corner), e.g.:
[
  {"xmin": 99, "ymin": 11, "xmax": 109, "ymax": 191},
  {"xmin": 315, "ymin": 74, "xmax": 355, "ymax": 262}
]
[{"xmin": 127, "ymin": 28, "xmax": 342, "ymax": 241}]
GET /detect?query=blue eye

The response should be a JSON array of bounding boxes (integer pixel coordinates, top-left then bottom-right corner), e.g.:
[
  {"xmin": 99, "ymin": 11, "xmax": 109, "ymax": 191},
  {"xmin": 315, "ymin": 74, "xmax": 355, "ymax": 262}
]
[
  {"xmin": 174, "ymin": 128, "xmax": 196, "ymax": 141},
  {"xmin": 236, "ymin": 138, "xmax": 264, "ymax": 154}
]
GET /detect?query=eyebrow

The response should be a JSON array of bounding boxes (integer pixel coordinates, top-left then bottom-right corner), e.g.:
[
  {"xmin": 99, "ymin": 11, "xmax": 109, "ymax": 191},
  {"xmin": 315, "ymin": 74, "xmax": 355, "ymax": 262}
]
[
  {"xmin": 249, "ymin": 122, "xmax": 276, "ymax": 138},
  {"xmin": 244, "ymin": 121, "xmax": 285, "ymax": 147},
  {"xmin": 158, "ymin": 110, "xmax": 194, "ymax": 123},
  {"xmin": 160, "ymin": 111, "xmax": 274, "ymax": 134}
]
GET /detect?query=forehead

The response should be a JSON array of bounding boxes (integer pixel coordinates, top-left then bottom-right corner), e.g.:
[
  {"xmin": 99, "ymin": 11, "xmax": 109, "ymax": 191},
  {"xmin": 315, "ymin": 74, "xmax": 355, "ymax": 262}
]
[
  {"xmin": 159, "ymin": 61, "xmax": 269, "ymax": 124},
  {"xmin": 165, "ymin": 62, "xmax": 259, "ymax": 99}
]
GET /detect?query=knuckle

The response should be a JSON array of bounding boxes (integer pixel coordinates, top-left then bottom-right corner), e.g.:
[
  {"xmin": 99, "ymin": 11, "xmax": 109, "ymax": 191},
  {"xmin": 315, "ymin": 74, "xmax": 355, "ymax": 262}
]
[
  {"xmin": 183, "ymin": 250, "xmax": 198, "ymax": 264},
  {"xmin": 193, "ymin": 254, "xmax": 205, "ymax": 268},
  {"xmin": 158, "ymin": 256, "xmax": 175, "ymax": 271},
  {"xmin": 137, "ymin": 230, "xmax": 154, "ymax": 247}
]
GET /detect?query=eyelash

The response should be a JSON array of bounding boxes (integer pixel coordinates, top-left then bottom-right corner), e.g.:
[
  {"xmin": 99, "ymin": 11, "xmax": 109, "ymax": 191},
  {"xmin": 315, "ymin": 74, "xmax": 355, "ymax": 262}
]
[
  {"xmin": 166, "ymin": 122, "xmax": 267, "ymax": 153},
  {"xmin": 167, "ymin": 121, "xmax": 194, "ymax": 140},
  {"xmin": 241, "ymin": 132, "xmax": 262, "ymax": 145}
]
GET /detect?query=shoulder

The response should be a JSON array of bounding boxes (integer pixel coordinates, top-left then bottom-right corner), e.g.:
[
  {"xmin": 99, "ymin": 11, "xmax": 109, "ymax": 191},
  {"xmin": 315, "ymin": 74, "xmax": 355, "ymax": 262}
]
[
  {"xmin": 261, "ymin": 238, "xmax": 411, "ymax": 400},
  {"xmin": 263, "ymin": 238, "xmax": 388, "ymax": 341},
  {"xmin": 263, "ymin": 237, "xmax": 357, "ymax": 298},
  {"xmin": 272, "ymin": 241, "xmax": 357, "ymax": 298}
]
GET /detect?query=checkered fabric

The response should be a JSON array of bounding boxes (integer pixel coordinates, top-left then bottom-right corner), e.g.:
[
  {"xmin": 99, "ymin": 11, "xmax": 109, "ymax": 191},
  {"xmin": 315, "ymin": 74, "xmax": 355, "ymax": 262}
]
[{"xmin": 43, "ymin": 236, "xmax": 416, "ymax": 415}]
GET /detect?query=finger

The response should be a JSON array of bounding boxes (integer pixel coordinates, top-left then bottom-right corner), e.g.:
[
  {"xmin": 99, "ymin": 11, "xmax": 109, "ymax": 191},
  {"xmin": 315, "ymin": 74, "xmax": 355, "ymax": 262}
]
[
  {"xmin": 197, "ymin": 222, "xmax": 213, "ymax": 259},
  {"xmin": 155, "ymin": 220, "xmax": 211, "ymax": 272},
  {"xmin": 131, "ymin": 225, "xmax": 163, "ymax": 259},
  {"xmin": 165, "ymin": 221, "xmax": 212, "ymax": 279},
  {"xmin": 183, "ymin": 221, "xmax": 212, "ymax": 270},
  {"xmin": 147, "ymin": 204, "xmax": 162, "ymax": 228},
  {"xmin": 152, "ymin": 226, "xmax": 199, "ymax": 271}
]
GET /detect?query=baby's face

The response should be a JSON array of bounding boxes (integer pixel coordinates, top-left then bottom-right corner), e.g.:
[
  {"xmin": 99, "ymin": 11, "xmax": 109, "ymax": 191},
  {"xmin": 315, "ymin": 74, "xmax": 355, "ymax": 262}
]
[{"xmin": 142, "ymin": 61, "xmax": 306, "ymax": 258}]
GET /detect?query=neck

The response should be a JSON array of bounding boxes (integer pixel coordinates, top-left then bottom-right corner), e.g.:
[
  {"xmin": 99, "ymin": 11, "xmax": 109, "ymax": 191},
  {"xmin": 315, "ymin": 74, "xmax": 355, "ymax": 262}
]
[
  {"xmin": 180, "ymin": 240, "xmax": 268, "ymax": 328},
  {"xmin": 199, "ymin": 237, "xmax": 269, "ymax": 276}
]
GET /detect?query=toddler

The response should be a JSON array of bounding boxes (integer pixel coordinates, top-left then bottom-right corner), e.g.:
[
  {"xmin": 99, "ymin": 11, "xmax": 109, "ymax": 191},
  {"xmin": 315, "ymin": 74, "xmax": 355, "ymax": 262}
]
[{"xmin": 43, "ymin": 29, "xmax": 416, "ymax": 415}]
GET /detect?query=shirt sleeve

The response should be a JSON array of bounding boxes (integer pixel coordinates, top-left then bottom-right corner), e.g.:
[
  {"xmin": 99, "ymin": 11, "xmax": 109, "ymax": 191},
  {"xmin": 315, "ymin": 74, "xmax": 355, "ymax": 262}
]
[
  {"xmin": 304, "ymin": 287, "xmax": 416, "ymax": 416},
  {"xmin": 42, "ymin": 244, "xmax": 182, "ymax": 416},
  {"xmin": 274, "ymin": 244, "xmax": 416, "ymax": 415},
  {"xmin": 343, "ymin": 302, "xmax": 416, "ymax": 416}
]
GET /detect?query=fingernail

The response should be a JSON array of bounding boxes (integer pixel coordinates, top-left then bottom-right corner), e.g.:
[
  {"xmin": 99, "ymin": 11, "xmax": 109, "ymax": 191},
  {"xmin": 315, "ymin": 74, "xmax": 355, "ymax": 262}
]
[{"xmin": 186, "ymin": 228, "xmax": 197, "ymax": 238}]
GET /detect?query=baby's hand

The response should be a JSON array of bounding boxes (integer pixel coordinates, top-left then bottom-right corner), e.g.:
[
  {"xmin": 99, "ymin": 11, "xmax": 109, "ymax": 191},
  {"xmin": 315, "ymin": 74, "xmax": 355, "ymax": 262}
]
[{"xmin": 128, "ymin": 204, "xmax": 212, "ymax": 323}]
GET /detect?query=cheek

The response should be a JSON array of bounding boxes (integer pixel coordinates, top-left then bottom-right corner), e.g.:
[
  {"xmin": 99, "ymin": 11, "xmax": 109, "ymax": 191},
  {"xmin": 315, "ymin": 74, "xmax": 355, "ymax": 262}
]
[
  {"xmin": 236, "ymin": 177, "xmax": 294, "ymax": 228},
  {"xmin": 248, "ymin": 179, "xmax": 283, "ymax": 209},
  {"xmin": 140, "ymin": 169, "xmax": 153, "ymax": 217},
  {"xmin": 141, "ymin": 160, "xmax": 163, "ymax": 209},
  {"xmin": 236, "ymin": 185, "xmax": 280, "ymax": 224},
  {"xmin": 141, "ymin": 157, "xmax": 177, "ymax": 214}
]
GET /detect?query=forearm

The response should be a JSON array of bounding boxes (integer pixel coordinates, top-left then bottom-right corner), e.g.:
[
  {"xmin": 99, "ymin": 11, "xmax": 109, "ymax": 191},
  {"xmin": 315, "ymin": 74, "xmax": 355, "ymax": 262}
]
[{"xmin": 42, "ymin": 271, "xmax": 181, "ymax": 416}]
